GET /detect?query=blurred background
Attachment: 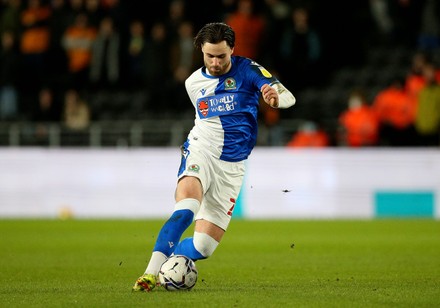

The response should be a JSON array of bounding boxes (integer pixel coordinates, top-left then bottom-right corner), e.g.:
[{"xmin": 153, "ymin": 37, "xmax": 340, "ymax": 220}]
[
  {"xmin": 1, "ymin": 0, "xmax": 439, "ymax": 148},
  {"xmin": 1, "ymin": 0, "xmax": 439, "ymax": 219}
]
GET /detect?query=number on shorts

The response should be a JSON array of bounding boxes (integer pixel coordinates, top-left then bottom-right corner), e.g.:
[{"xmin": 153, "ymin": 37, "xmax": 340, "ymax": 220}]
[{"xmin": 227, "ymin": 198, "xmax": 236, "ymax": 216}]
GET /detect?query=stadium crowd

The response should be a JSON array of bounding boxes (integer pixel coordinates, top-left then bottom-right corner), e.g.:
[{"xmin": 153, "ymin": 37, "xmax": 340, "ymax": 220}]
[{"xmin": 0, "ymin": 0, "xmax": 439, "ymax": 147}]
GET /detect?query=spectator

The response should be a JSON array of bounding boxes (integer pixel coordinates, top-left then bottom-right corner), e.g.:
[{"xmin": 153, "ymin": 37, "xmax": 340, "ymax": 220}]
[
  {"xmin": 406, "ymin": 51, "xmax": 440, "ymax": 97},
  {"xmin": 20, "ymin": 0, "xmax": 51, "ymax": 55},
  {"xmin": 100, "ymin": 0, "xmax": 125, "ymax": 31},
  {"xmin": 66, "ymin": 0, "xmax": 84, "ymax": 24},
  {"xmin": 19, "ymin": 0, "xmax": 51, "ymax": 88},
  {"xmin": 84, "ymin": 0, "xmax": 104, "ymax": 28},
  {"xmin": 169, "ymin": 21, "xmax": 202, "ymax": 113},
  {"xmin": 225, "ymin": 0, "xmax": 266, "ymax": 60},
  {"xmin": 368, "ymin": 0, "xmax": 393, "ymax": 45},
  {"xmin": 0, "ymin": 31, "xmax": 19, "ymax": 120},
  {"xmin": 260, "ymin": 0, "xmax": 290, "ymax": 68},
  {"xmin": 62, "ymin": 13, "xmax": 97, "ymax": 89},
  {"xmin": 405, "ymin": 51, "xmax": 429, "ymax": 99},
  {"xmin": 46, "ymin": 0, "xmax": 70, "ymax": 87},
  {"xmin": 338, "ymin": 89, "xmax": 380, "ymax": 147},
  {"xmin": 218, "ymin": 0, "xmax": 237, "ymax": 21},
  {"xmin": 164, "ymin": 0, "xmax": 186, "ymax": 42},
  {"xmin": 264, "ymin": 0, "xmax": 290, "ymax": 23},
  {"xmin": 414, "ymin": 64, "xmax": 440, "ymax": 146},
  {"xmin": 372, "ymin": 77, "xmax": 417, "ymax": 146},
  {"xmin": 124, "ymin": 19, "xmax": 147, "ymax": 89},
  {"xmin": 0, "ymin": 0, "xmax": 22, "ymax": 39},
  {"xmin": 62, "ymin": 89, "xmax": 90, "ymax": 130},
  {"xmin": 31, "ymin": 87, "xmax": 61, "ymax": 145},
  {"xmin": 144, "ymin": 21, "xmax": 172, "ymax": 113},
  {"xmin": 32, "ymin": 87, "xmax": 61, "ymax": 122},
  {"xmin": 278, "ymin": 6, "xmax": 321, "ymax": 91},
  {"xmin": 89, "ymin": 16, "xmax": 120, "ymax": 88},
  {"xmin": 417, "ymin": 0, "xmax": 440, "ymax": 51},
  {"xmin": 170, "ymin": 21, "xmax": 198, "ymax": 83},
  {"xmin": 387, "ymin": 0, "xmax": 424, "ymax": 47},
  {"xmin": 61, "ymin": 88, "xmax": 90, "ymax": 146},
  {"xmin": 286, "ymin": 121, "xmax": 329, "ymax": 147}
]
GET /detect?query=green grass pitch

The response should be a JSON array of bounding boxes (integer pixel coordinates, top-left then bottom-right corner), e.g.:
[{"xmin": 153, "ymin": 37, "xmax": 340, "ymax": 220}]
[{"xmin": 1, "ymin": 219, "xmax": 439, "ymax": 307}]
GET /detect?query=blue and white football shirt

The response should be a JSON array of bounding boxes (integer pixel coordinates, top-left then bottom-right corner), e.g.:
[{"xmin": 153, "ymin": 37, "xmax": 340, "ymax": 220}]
[{"xmin": 185, "ymin": 56, "xmax": 278, "ymax": 162}]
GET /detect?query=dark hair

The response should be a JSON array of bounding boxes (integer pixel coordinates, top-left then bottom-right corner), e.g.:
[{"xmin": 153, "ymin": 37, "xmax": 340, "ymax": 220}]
[{"xmin": 194, "ymin": 22, "xmax": 235, "ymax": 49}]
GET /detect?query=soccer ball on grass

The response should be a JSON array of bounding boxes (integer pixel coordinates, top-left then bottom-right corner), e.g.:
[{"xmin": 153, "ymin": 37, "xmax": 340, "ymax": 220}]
[{"xmin": 158, "ymin": 255, "xmax": 198, "ymax": 291}]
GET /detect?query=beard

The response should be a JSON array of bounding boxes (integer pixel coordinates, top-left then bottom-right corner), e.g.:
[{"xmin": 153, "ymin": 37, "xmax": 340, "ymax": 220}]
[{"xmin": 206, "ymin": 60, "xmax": 231, "ymax": 76}]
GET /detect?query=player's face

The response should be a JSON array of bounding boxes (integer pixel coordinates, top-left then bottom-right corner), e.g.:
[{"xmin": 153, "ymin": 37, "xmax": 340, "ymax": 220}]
[{"xmin": 202, "ymin": 41, "xmax": 233, "ymax": 76}]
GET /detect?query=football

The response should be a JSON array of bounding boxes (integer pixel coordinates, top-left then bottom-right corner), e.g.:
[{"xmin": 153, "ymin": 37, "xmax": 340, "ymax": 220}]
[{"xmin": 158, "ymin": 255, "xmax": 198, "ymax": 291}]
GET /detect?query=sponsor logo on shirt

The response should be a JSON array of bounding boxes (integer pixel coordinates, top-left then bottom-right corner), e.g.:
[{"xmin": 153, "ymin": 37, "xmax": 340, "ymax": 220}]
[
  {"xmin": 198, "ymin": 100, "xmax": 209, "ymax": 117},
  {"xmin": 196, "ymin": 93, "xmax": 239, "ymax": 118}
]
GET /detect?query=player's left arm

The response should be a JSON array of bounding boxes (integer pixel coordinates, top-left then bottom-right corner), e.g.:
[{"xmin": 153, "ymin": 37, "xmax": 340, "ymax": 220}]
[
  {"xmin": 260, "ymin": 82, "xmax": 296, "ymax": 109},
  {"xmin": 247, "ymin": 60, "xmax": 295, "ymax": 108}
]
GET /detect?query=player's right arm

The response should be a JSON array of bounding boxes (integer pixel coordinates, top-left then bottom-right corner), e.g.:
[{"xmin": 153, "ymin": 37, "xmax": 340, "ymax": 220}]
[{"xmin": 185, "ymin": 74, "xmax": 198, "ymax": 106}]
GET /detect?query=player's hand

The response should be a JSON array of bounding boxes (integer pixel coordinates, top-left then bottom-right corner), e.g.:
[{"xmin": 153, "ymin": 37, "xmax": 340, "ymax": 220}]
[{"xmin": 260, "ymin": 84, "xmax": 279, "ymax": 108}]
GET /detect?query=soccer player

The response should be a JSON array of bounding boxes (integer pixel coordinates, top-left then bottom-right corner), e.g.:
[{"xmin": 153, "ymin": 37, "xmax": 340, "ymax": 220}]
[{"xmin": 133, "ymin": 22, "xmax": 296, "ymax": 292}]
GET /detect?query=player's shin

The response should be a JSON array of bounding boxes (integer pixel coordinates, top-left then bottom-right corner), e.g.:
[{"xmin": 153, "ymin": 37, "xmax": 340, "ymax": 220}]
[
  {"xmin": 153, "ymin": 198, "xmax": 200, "ymax": 255},
  {"xmin": 144, "ymin": 198, "xmax": 200, "ymax": 276}
]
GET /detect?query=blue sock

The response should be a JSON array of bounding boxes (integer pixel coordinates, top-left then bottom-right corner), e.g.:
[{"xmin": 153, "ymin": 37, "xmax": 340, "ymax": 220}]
[
  {"xmin": 174, "ymin": 237, "xmax": 206, "ymax": 260},
  {"xmin": 153, "ymin": 209, "xmax": 194, "ymax": 256}
]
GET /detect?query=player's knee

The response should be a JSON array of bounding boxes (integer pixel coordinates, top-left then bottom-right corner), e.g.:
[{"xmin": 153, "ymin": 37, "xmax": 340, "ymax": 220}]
[
  {"xmin": 174, "ymin": 198, "xmax": 200, "ymax": 215},
  {"xmin": 193, "ymin": 231, "xmax": 219, "ymax": 258}
]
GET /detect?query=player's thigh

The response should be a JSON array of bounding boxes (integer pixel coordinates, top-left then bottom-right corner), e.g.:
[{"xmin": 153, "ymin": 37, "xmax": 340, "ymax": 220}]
[
  {"xmin": 177, "ymin": 144, "xmax": 211, "ymax": 200},
  {"xmin": 195, "ymin": 160, "xmax": 245, "ymax": 231},
  {"xmin": 175, "ymin": 176, "xmax": 203, "ymax": 202}
]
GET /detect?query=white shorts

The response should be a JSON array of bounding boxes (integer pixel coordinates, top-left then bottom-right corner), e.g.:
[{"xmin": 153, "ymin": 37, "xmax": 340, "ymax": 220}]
[{"xmin": 177, "ymin": 142, "xmax": 245, "ymax": 231}]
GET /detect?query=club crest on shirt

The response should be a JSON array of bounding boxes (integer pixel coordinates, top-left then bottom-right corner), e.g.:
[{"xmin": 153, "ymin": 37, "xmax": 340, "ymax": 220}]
[
  {"xmin": 198, "ymin": 100, "xmax": 209, "ymax": 117},
  {"xmin": 187, "ymin": 164, "xmax": 200, "ymax": 173},
  {"xmin": 224, "ymin": 78, "xmax": 236, "ymax": 90}
]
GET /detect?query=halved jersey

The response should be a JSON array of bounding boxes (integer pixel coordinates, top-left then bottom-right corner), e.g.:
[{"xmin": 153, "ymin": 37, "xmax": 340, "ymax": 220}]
[{"xmin": 185, "ymin": 56, "xmax": 278, "ymax": 162}]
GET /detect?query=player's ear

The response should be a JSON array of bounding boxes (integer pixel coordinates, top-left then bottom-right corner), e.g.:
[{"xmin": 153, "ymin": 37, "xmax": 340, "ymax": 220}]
[{"xmin": 230, "ymin": 47, "xmax": 234, "ymax": 55}]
